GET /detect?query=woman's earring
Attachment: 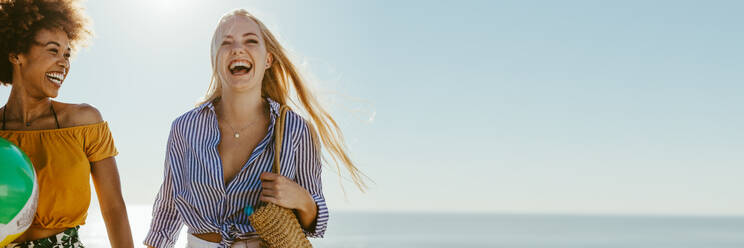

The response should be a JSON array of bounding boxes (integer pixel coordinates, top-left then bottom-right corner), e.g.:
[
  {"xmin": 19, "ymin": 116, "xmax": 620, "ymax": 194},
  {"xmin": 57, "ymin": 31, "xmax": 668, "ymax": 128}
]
[{"xmin": 10, "ymin": 55, "xmax": 20, "ymax": 65}]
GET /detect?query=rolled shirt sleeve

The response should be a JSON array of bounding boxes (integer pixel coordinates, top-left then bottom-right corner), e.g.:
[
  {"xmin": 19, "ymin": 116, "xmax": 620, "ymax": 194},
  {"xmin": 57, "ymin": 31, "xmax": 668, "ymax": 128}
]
[
  {"xmin": 144, "ymin": 122, "xmax": 185, "ymax": 248},
  {"xmin": 293, "ymin": 121, "xmax": 328, "ymax": 238}
]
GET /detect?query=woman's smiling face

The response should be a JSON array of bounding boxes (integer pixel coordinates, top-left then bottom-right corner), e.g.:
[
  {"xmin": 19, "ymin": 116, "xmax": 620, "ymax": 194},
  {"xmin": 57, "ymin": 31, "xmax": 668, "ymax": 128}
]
[
  {"xmin": 214, "ymin": 15, "xmax": 272, "ymax": 93},
  {"xmin": 14, "ymin": 28, "xmax": 71, "ymax": 98}
]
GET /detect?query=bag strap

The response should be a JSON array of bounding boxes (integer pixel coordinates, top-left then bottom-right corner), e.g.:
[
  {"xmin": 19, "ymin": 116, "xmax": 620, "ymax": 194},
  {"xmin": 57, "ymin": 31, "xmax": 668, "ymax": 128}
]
[{"xmin": 272, "ymin": 105, "xmax": 290, "ymax": 174}]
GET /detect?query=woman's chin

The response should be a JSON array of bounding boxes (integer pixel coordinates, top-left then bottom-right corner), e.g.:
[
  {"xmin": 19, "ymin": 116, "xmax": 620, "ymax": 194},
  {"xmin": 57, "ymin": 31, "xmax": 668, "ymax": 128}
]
[
  {"xmin": 224, "ymin": 79, "xmax": 259, "ymax": 93},
  {"xmin": 40, "ymin": 88, "xmax": 60, "ymax": 99}
]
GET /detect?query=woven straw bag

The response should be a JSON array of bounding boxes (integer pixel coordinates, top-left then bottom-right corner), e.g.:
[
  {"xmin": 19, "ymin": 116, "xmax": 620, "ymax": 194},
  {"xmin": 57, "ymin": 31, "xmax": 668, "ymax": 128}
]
[{"xmin": 249, "ymin": 105, "xmax": 313, "ymax": 248}]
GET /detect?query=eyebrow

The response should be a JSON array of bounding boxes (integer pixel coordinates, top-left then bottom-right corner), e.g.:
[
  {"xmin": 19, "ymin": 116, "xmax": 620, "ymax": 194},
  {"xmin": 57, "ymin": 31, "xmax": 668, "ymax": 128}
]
[
  {"xmin": 43, "ymin": 41, "xmax": 71, "ymax": 51},
  {"xmin": 223, "ymin": 33, "xmax": 259, "ymax": 39}
]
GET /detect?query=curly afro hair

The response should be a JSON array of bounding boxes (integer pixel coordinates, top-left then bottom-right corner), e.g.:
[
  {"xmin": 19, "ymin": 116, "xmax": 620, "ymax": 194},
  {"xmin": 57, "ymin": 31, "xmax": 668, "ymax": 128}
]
[{"xmin": 0, "ymin": 0, "xmax": 91, "ymax": 85}]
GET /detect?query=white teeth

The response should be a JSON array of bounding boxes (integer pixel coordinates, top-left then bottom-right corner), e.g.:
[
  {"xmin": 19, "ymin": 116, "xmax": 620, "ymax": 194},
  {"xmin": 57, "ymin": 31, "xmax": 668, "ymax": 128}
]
[
  {"xmin": 46, "ymin": 72, "xmax": 64, "ymax": 84},
  {"xmin": 229, "ymin": 60, "xmax": 252, "ymax": 70}
]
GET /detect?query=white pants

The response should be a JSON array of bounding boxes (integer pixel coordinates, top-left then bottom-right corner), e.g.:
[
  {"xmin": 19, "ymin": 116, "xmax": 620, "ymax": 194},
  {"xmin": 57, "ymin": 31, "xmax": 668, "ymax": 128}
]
[{"xmin": 186, "ymin": 233, "xmax": 263, "ymax": 248}]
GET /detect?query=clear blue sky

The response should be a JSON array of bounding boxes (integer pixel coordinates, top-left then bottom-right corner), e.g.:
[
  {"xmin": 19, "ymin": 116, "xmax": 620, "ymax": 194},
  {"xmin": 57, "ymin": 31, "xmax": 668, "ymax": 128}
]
[{"xmin": 2, "ymin": 0, "xmax": 742, "ymax": 215}]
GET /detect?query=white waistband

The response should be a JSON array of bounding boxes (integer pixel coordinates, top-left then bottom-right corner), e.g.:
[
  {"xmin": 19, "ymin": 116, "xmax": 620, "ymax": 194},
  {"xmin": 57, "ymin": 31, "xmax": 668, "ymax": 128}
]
[{"xmin": 186, "ymin": 233, "xmax": 262, "ymax": 248}]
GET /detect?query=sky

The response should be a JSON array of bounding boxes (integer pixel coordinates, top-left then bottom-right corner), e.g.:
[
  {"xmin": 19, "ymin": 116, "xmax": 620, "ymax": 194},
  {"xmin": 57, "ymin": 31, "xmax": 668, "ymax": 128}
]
[{"xmin": 1, "ymin": 0, "xmax": 742, "ymax": 216}]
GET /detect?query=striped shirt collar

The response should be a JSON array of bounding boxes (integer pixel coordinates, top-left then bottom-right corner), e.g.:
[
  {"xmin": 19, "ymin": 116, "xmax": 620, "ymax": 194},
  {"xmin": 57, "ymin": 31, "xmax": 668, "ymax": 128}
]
[{"xmin": 196, "ymin": 97, "xmax": 281, "ymax": 117}]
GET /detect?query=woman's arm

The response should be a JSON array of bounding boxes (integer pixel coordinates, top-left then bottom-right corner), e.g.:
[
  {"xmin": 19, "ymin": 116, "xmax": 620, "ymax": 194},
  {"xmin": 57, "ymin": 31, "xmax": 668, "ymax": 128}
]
[
  {"xmin": 259, "ymin": 120, "xmax": 328, "ymax": 237},
  {"xmin": 91, "ymin": 157, "xmax": 134, "ymax": 248},
  {"xmin": 143, "ymin": 121, "xmax": 186, "ymax": 248},
  {"xmin": 73, "ymin": 104, "xmax": 133, "ymax": 247}
]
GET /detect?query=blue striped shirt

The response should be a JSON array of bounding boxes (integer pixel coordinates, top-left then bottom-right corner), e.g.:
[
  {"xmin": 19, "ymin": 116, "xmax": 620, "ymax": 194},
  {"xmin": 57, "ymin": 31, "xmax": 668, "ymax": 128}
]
[{"xmin": 144, "ymin": 98, "xmax": 328, "ymax": 248}]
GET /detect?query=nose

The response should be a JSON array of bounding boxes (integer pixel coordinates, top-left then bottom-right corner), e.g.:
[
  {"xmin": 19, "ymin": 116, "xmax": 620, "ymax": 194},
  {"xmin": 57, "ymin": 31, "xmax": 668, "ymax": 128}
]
[
  {"xmin": 230, "ymin": 43, "xmax": 247, "ymax": 55},
  {"xmin": 57, "ymin": 57, "xmax": 69, "ymax": 71}
]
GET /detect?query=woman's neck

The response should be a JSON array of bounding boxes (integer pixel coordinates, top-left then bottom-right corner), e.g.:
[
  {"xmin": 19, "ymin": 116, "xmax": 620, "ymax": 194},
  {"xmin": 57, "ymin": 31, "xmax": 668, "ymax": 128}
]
[
  {"xmin": 3, "ymin": 84, "xmax": 52, "ymax": 124},
  {"xmin": 217, "ymin": 90, "xmax": 266, "ymax": 124}
]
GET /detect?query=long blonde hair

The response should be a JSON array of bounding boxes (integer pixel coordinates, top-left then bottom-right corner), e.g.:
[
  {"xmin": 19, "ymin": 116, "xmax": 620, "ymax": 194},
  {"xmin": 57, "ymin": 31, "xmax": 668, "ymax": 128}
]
[{"xmin": 201, "ymin": 9, "xmax": 367, "ymax": 191}]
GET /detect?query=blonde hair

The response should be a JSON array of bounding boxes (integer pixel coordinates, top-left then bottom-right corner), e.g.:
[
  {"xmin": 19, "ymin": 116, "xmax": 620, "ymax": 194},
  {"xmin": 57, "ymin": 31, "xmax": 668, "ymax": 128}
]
[{"xmin": 201, "ymin": 9, "xmax": 367, "ymax": 191}]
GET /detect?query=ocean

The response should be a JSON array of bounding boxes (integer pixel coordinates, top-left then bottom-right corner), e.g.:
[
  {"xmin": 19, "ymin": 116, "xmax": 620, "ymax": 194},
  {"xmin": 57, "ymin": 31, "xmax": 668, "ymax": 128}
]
[{"xmin": 77, "ymin": 205, "xmax": 744, "ymax": 247}]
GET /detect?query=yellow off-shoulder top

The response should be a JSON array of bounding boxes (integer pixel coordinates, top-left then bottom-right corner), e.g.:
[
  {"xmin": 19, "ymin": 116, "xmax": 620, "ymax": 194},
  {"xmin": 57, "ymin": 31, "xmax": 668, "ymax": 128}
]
[{"xmin": 0, "ymin": 122, "xmax": 118, "ymax": 228}]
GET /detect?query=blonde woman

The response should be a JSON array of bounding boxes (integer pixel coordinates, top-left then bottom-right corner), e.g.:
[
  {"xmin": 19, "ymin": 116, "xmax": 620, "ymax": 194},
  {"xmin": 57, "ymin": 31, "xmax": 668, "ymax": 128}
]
[{"xmin": 144, "ymin": 9, "xmax": 365, "ymax": 248}]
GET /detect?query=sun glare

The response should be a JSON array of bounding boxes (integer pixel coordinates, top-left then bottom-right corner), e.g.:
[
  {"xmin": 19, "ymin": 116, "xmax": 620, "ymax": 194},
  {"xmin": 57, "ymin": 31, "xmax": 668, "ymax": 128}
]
[{"xmin": 146, "ymin": 0, "xmax": 195, "ymax": 15}]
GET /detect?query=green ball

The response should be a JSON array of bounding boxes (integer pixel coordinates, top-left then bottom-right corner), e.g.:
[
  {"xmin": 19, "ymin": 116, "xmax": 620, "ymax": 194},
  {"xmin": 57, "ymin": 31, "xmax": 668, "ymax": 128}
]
[{"xmin": 0, "ymin": 137, "xmax": 38, "ymax": 246}]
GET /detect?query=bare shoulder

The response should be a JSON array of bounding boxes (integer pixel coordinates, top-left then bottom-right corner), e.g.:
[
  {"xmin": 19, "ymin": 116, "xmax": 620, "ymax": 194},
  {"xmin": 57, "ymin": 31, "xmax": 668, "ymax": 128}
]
[{"xmin": 53, "ymin": 101, "xmax": 104, "ymax": 127}]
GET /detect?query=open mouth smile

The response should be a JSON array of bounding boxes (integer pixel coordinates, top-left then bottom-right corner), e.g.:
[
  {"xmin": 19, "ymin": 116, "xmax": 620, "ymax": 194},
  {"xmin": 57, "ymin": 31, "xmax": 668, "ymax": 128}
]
[
  {"xmin": 228, "ymin": 59, "xmax": 253, "ymax": 76},
  {"xmin": 46, "ymin": 71, "xmax": 65, "ymax": 86}
]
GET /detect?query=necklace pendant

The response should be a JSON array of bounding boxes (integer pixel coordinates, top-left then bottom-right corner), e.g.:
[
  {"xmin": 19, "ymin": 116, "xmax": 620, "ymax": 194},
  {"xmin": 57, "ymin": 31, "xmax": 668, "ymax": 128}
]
[
  {"xmin": 25, "ymin": 122, "xmax": 31, "ymax": 127},
  {"xmin": 234, "ymin": 132, "xmax": 240, "ymax": 138}
]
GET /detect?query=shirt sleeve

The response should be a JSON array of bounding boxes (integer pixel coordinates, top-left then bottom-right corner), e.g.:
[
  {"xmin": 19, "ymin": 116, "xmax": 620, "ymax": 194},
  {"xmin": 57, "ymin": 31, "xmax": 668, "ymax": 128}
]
[
  {"xmin": 293, "ymin": 121, "xmax": 328, "ymax": 238},
  {"xmin": 84, "ymin": 122, "xmax": 119, "ymax": 162},
  {"xmin": 144, "ymin": 121, "xmax": 185, "ymax": 248}
]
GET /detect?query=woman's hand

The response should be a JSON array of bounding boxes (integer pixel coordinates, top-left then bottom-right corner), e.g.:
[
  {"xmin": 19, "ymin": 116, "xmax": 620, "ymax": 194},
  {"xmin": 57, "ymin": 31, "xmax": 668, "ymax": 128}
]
[
  {"xmin": 259, "ymin": 172, "xmax": 318, "ymax": 229},
  {"xmin": 259, "ymin": 172, "xmax": 314, "ymax": 210}
]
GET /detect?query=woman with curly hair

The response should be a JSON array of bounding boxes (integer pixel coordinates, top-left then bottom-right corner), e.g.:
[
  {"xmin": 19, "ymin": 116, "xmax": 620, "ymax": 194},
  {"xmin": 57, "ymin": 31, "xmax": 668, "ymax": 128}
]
[
  {"xmin": 144, "ymin": 9, "xmax": 366, "ymax": 248},
  {"xmin": 0, "ymin": 0, "xmax": 134, "ymax": 247}
]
